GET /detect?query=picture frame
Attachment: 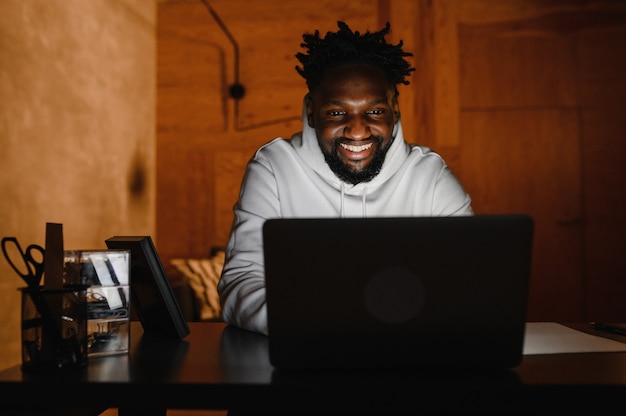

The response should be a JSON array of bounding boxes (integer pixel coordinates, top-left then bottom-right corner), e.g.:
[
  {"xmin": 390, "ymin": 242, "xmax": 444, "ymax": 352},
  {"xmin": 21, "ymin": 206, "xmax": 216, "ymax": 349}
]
[{"xmin": 105, "ymin": 236, "xmax": 190, "ymax": 339}]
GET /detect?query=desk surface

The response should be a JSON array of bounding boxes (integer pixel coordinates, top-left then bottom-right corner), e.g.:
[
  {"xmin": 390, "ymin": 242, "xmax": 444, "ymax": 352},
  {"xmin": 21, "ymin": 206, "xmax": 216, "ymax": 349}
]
[{"xmin": 1, "ymin": 321, "xmax": 626, "ymax": 413}]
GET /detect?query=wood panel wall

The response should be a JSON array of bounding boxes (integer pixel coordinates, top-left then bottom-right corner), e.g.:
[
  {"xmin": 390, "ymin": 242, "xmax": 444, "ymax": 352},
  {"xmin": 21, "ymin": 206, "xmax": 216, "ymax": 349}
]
[{"xmin": 157, "ymin": 0, "xmax": 626, "ymax": 323}]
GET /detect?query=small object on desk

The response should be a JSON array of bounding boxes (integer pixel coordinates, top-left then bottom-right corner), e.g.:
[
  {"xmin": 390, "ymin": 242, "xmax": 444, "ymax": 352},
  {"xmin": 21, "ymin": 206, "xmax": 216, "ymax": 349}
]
[
  {"xmin": 105, "ymin": 235, "xmax": 191, "ymax": 339},
  {"xmin": 2, "ymin": 234, "xmax": 61, "ymax": 345},
  {"xmin": 19, "ymin": 285, "xmax": 89, "ymax": 370},
  {"xmin": 64, "ymin": 249, "xmax": 132, "ymax": 357},
  {"xmin": 1, "ymin": 236, "xmax": 45, "ymax": 288},
  {"xmin": 42, "ymin": 222, "xmax": 66, "ymax": 364},
  {"xmin": 523, "ymin": 322, "xmax": 626, "ymax": 355},
  {"xmin": 44, "ymin": 222, "xmax": 64, "ymax": 289},
  {"xmin": 2, "ymin": 224, "xmax": 89, "ymax": 371},
  {"xmin": 591, "ymin": 322, "xmax": 626, "ymax": 337}
]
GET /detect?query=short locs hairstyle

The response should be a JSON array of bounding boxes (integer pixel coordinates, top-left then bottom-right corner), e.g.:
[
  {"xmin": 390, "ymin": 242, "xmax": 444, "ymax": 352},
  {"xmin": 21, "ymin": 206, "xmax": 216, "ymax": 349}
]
[{"xmin": 295, "ymin": 21, "xmax": 415, "ymax": 93}]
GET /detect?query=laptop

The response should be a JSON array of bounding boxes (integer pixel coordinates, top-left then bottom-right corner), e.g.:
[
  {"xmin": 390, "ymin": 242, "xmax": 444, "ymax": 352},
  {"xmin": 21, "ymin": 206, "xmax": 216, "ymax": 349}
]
[{"xmin": 263, "ymin": 214, "xmax": 534, "ymax": 371}]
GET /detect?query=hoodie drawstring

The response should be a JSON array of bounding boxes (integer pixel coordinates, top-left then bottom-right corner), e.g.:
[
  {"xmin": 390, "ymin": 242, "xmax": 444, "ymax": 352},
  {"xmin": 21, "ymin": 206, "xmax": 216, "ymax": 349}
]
[
  {"xmin": 339, "ymin": 183, "xmax": 368, "ymax": 218},
  {"xmin": 340, "ymin": 183, "xmax": 345, "ymax": 218},
  {"xmin": 362, "ymin": 186, "xmax": 367, "ymax": 217}
]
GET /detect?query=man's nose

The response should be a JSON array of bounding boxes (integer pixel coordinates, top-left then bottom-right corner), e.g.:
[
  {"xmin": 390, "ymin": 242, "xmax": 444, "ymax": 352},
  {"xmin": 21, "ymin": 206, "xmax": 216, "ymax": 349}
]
[{"xmin": 344, "ymin": 116, "xmax": 370, "ymax": 140}]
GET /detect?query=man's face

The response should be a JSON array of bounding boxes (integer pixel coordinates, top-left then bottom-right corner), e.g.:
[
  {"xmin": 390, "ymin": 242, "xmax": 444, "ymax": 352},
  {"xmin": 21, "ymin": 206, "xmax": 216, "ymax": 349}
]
[{"xmin": 306, "ymin": 64, "xmax": 400, "ymax": 185}]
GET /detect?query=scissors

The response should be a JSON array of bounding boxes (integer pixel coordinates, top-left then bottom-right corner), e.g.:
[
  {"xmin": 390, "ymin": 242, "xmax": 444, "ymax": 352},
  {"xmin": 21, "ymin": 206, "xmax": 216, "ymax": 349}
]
[{"xmin": 1, "ymin": 237, "xmax": 45, "ymax": 288}]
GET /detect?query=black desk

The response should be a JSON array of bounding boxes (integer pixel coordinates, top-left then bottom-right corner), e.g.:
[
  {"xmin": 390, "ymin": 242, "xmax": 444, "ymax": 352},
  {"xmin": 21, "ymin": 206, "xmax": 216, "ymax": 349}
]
[{"xmin": 1, "ymin": 321, "xmax": 626, "ymax": 414}]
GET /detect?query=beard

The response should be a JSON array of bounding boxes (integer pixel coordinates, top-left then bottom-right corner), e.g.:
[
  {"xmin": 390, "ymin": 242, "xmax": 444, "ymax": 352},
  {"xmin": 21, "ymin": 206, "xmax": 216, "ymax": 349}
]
[{"xmin": 320, "ymin": 135, "xmax": 391, "ymax": 185}]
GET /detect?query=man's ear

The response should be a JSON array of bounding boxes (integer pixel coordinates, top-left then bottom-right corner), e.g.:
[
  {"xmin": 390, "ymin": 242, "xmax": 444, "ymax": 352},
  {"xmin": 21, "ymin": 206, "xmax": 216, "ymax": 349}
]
[{"xmin": 305, "ymin": 94, "xmax": 315, "ymax": 128}]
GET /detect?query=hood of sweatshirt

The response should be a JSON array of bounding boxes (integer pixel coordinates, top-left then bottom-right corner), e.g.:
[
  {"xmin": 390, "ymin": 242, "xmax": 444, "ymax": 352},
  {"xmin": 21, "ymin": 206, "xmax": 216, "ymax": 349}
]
[{"xmin": 290, "ymin": 96, "xmax": 410, "ymax": 199}]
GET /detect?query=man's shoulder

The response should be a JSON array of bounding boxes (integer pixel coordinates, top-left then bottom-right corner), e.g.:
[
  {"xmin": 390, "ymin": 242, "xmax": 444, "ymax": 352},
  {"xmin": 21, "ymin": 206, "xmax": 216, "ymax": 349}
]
[
  {"xmin": 253, "ymin": 136, "xmax": 298, "ymax": 161},
  {"xmin": 406, "ymin": 144, "xmax": 444, "ymax": 161},
  {"xmin": 256, "ymin": 137, "xmax": 291, "ymax": 152},
  {"xmin": 399, "ymin": 144, "xmax": 452, "ymax": 175}
]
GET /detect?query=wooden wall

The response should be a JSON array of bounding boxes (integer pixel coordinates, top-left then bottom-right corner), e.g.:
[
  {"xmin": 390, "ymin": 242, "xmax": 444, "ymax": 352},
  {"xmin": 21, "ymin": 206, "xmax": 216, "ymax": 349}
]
[{"xmin": 157, "ymin": 0, "xmax": 626, "ymax": 323}]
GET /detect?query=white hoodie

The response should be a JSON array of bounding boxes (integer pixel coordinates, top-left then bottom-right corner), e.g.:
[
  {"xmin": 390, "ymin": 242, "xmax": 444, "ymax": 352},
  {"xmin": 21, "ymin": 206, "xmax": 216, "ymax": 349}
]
[{"xmin": 218, "ymin": 103, "xmax": 473, "ymax": 335}]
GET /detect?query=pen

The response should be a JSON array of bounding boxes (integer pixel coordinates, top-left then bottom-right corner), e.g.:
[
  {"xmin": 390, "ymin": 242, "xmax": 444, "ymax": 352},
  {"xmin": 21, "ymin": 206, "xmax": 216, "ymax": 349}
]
[{"xmin": 591, "ymin": 322, "xmax": 626, "ymax": 337}]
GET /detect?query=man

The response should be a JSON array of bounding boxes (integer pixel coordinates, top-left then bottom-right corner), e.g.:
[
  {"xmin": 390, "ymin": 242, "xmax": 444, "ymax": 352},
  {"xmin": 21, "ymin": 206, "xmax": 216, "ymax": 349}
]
[{"xmin": 218, "ymin": 21, "xmax": 473, "ymax": 335}]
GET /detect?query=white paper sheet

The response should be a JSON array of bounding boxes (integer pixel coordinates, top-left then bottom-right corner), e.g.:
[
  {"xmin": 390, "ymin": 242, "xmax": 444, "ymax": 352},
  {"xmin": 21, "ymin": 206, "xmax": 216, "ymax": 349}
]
[{"xmin": 523, "ymin": 322, "xmax": 626, "ymax": 355}]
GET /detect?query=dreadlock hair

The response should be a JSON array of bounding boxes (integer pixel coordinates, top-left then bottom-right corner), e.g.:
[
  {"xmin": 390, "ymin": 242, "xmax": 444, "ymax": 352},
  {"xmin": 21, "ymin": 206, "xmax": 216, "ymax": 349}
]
[{"xmin": 295, "ymin": 21, "xmax": 415, "ymax": 93}]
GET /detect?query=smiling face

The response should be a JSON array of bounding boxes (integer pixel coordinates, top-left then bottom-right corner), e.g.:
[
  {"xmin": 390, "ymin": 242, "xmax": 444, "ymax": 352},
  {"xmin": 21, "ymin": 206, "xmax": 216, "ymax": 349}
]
[{"xmin": 306, "ymin": 64, "xmax": 400, "ymax": 185}]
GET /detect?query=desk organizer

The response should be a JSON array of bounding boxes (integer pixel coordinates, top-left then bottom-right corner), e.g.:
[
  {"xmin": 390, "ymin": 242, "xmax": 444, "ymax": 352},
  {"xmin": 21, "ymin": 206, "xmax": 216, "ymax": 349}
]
[
  {"xmin": 20, "ymin": 285, "xmax": 89, "ymax": 371},
  {"xmin": 64, "ymin": 249, "xmax": 131, "ymax": 357}
]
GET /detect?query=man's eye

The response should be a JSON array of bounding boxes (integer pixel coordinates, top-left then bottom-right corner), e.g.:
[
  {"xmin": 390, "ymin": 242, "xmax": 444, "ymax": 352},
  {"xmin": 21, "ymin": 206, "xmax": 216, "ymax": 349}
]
[
  {"xmin": 328, "ymin": 111, "xmax": 345, "ymax": 117},
  {"xmin": 368, "ymin": 109, "xmax": 384, "ymax": 115}
]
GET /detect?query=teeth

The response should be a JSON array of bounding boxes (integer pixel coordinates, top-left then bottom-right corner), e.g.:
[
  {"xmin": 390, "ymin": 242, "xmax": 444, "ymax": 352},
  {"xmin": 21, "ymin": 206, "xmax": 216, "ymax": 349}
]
[{"xmin": 340, "ymin": 142, "xmax": 373, "ymax": 152}]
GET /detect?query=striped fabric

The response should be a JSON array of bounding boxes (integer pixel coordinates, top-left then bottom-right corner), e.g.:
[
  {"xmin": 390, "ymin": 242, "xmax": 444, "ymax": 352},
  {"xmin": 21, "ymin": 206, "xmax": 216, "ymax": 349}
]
[{"xmin": 171, "ymin": 250, "xmax": 224, "ymax": 321}]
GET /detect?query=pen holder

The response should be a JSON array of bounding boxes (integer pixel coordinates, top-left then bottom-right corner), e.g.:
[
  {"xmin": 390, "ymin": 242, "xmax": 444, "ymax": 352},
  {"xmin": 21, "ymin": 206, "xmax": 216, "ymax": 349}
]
[{"xmin": 19, "ymin": 285, "xmax": 89, "ymax": 371}]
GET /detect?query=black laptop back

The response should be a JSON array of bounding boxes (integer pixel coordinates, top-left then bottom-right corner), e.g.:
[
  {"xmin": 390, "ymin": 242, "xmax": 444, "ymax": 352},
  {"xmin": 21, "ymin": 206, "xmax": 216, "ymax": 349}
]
[{"xmin": 263, "ymin": 215, "xmax": 534, "ymax": 371}]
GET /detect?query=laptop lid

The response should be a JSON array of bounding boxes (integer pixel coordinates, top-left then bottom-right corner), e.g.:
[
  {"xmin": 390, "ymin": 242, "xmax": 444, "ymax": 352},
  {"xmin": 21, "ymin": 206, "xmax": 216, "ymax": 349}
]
[{"xmin": 263, "ymin": 214, "xmax": 534, "ymax": 371}]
